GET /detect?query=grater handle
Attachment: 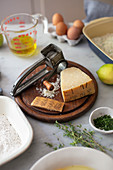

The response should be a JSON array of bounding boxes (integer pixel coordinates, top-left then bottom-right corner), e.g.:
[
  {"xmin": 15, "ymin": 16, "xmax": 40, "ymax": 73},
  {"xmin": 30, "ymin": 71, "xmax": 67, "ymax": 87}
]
[
  {"xmin": 10, "ymin": 57, "xmax": 45, "ymax": 97},
  {"xmin": 43, "ymin": 80, "xmax": 54, "ymax": 91}
]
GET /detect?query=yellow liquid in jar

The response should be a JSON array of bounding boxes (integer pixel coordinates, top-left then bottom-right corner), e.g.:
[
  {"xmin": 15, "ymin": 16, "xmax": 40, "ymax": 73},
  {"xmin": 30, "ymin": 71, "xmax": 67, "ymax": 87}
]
[
  {"xmin": 57, "ymin": 165, "xmax": 95, "ymax": 170},
  {"xmin": 10, "ymin": 35, "xmax": 37, "ymax": 57}
]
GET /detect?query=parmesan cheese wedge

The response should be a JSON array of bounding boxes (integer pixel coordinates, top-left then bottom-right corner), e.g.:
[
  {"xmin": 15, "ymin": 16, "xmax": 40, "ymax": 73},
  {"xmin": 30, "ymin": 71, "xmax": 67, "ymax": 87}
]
[
  {"xmin": 31, "ymin": 96, "xmax": 64, "ymax": 112},
  {"xmin": 60, "ymin": 67, "xmax": 95, "ymax": 102}
]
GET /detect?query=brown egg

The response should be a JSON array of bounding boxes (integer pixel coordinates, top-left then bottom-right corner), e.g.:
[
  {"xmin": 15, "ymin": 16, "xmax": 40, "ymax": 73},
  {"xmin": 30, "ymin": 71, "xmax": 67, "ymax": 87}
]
[
  {"xmin": 67, "ymin": 26, "xmax": 81, "ymax": 40},
  {"xmin": 73, "ymin": 20, "xmax": 84, "ymax": 32},
  {"xmin": 56, "ymin": 22, "xmax": 67, "ymax": 36},
  {"xmin": 52, "ymin": 13, "xmax": 64, "ymax": 26}
]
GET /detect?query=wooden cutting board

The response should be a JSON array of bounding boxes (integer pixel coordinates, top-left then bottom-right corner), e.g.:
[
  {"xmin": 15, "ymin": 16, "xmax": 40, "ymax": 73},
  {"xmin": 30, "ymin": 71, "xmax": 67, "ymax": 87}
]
[{"xmin": 15, "ymin": 61, "xmax": 98, "ymax": 123}]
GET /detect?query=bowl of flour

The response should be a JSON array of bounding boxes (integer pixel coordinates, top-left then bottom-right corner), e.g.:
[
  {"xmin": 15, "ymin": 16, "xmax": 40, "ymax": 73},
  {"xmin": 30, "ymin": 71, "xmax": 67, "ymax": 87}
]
[{"xmin": 0, "ymin": 96, "xmax": 33, "ymax": 165}]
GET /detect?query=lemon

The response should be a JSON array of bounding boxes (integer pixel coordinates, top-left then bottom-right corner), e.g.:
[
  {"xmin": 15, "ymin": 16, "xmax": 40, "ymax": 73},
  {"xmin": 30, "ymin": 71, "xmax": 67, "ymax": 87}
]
[
  {"xmin": 96, "ymin": 64, "xmax": 113, "ymax": 85},
  {"xmin": 0, "ymin": 34, "xmax": 3, "ymax": 47}
]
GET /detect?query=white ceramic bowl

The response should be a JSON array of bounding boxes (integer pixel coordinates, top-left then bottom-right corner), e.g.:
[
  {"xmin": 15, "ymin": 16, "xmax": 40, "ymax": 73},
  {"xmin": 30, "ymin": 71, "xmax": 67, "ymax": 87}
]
[
  {"xmin": 89, "ymin": 107, "xmax": 113, "ymax": 134},
  {"xmin": 30, "ymin": 146, "xmax": 113, "ymax": 170},
  {"xmin": 0, "ymin": 96, "xmax": 33, "ymax": 165}
]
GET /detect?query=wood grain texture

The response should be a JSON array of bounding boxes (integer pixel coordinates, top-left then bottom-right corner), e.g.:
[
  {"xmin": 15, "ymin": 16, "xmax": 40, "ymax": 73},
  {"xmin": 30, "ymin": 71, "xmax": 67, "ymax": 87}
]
[{"xmin": 15, "ymin": 61, "xmax": 98, "ymax": 123}]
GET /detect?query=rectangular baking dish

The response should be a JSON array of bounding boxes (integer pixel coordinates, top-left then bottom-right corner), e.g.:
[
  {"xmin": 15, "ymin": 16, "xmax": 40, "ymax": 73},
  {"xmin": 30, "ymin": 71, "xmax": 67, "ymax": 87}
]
[
  {"xmin": 0, "ymin": 96, "xmax": 33, "ymax": 166},
  {"xmin": 83, "ymin": 17, "xmax": 113, "ymax": 63}
]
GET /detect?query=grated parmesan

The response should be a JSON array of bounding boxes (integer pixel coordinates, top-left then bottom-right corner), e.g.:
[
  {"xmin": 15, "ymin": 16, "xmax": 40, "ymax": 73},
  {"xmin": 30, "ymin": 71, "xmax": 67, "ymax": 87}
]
[
  {"xmin": 0, "ymin": 114, "xmax": 21, "ymax": 157},
  {"xmin": 36, "ymin": 75, "xmax": 60, "ymax": 98},
  {"xmin": 92, "ymin": 33, "xmax": 113, "ymax": 58}
]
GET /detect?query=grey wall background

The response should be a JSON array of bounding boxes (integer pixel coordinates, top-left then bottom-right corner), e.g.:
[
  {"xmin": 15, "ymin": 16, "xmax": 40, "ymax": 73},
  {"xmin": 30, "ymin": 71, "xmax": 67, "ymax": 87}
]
[{"xmin": 0, "ymin": 0, "xmax": 86, "ymax": 23}]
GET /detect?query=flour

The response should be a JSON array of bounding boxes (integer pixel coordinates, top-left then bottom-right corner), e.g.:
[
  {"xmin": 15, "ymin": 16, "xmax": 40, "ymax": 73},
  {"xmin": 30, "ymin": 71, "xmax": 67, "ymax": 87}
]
[
  {"xmin": 36, "ymin": 75, "xmax": 60, "ymax": 98},
  {"xmin": 0, "ymin": 114, "xmax": 21, "ymax": 157}
]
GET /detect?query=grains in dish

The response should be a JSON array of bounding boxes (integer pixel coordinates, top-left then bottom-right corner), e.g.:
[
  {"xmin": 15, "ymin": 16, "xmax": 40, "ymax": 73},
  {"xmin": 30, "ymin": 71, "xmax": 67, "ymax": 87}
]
[{"xmin": 92, "ymin": 33, "xmax": 113, "ymax": 58}]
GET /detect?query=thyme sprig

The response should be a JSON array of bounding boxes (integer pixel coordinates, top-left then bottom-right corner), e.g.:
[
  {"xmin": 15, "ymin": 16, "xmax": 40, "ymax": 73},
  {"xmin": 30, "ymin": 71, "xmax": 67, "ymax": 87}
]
[
  {"xmin": 55, "ymin": 121, "xmax": 112, "ymax": 153},
  {"xmin": 44, "ymin": 133, "xmax": 65, "ymax": 150}
]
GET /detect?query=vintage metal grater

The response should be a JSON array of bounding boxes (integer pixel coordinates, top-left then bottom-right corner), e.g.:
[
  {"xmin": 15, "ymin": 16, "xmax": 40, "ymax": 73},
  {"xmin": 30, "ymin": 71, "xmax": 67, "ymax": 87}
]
[{"xmin": 10, "ymin": 44, "xmax": 68, "ymax": 97}]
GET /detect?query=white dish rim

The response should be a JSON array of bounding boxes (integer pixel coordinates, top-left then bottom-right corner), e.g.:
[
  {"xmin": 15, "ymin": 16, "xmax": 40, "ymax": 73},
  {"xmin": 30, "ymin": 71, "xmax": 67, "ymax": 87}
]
[
  {"xmin": 0, "ymin": 96, "xmax": 33, "ymax": 166},
  {"xmin": 30, "ymin": 146, "xmax": 113, "ymax": 170}
]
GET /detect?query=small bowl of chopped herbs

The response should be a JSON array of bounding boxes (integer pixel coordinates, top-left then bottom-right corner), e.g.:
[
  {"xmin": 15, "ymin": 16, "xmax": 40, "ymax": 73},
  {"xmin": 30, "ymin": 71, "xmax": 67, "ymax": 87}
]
[{"xmin": 89, "ymin": 107, "xmax": 113, "ymax": 134}]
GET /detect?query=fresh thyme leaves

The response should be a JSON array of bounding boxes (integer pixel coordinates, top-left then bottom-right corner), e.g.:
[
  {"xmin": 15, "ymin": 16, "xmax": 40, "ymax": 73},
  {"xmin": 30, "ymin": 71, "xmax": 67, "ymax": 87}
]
[
  {"xmin": 44, "ymin": 121, "xmax": 113, "ymax": 153},
  {"xmin": 93, "ymin": 115, "xmax": 113, "ymax": 131},
  {"xmin": 44, "ymin": 142, "xmax": 53, "ymax": 148},
  {"xmin": 44, "ymin": 133, "xmax": 65, "ymax": 150},
  {"xmin": 44, "ymin": 142, "xmax": 64, "ymax": 150},
  {"xmin": 55, "ymin": 121, "xmax": 104, "ymax": 152},
  {"xmin": 54, "ymin": 121, "xmax": 112, "ymax": 153}
]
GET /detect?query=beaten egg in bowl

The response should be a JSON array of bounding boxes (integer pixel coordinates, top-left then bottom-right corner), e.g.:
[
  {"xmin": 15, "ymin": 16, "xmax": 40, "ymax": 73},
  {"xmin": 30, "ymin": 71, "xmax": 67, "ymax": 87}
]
[{"xmin": 57, "ymin": 165, "xmax": 94, "ymax": 170}]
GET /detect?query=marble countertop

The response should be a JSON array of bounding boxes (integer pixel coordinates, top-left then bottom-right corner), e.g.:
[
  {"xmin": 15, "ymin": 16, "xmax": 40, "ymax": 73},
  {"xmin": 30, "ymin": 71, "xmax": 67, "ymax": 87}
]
[{"xmin": 1, "ymin": 25, "xmax": 113, "ymax": 170}]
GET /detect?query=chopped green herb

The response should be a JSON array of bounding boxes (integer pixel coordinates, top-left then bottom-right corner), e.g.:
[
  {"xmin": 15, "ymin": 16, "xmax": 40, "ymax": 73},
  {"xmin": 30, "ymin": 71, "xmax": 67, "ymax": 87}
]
[{"xmin": 93, "ymin": 115, "xmax": 113, "ymax": 131}]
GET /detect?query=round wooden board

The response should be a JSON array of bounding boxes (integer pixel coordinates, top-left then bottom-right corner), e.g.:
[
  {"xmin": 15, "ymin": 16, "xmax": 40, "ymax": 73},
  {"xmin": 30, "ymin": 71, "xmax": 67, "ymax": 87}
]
[{"xmin": 15, "ymin": 61, "xmax": 98, "ymax": 123}]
